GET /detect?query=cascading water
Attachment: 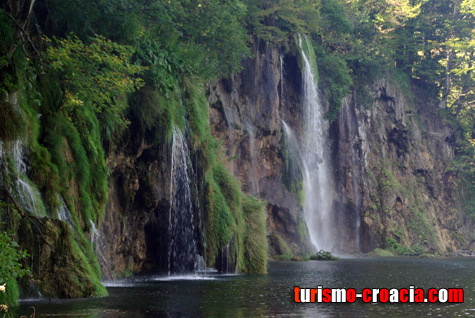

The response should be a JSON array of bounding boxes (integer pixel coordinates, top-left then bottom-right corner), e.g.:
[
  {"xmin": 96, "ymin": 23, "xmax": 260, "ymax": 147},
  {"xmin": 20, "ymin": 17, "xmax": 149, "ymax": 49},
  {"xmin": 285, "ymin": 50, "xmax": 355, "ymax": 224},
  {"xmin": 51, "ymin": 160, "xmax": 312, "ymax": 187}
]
[
  {"xmin": 10, "ymin": 140, "xmax": 46, "ymax": 217},
  {"xmin": 168, "ymin": 126, "xmax": 202, "ymax": 274},
  {"xmin": 1, "ymin": 93, "xmax": 46, "ymax": 217},
  {"xmin": 57, "ymin": 196, "xmax": 72, "ymax": 224},
  {"xmin": 89, "ymin": 219, "xmax": 109, "ymax": 275},
  {"xmin": 295, "ymin": 34, "xmax": 336, "ymax": 252},
  {"xmin": 280, "ymin": 53, "xmax": 285, "ymax": 105}
]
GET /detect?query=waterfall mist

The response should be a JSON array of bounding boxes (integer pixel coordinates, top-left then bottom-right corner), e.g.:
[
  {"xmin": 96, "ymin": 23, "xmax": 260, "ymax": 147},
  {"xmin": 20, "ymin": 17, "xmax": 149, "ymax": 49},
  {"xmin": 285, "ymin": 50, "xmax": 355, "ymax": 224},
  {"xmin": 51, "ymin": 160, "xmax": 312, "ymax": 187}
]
[{"xmin": 295, "ymin": 34, "xmax": 337, "ymax": 252}]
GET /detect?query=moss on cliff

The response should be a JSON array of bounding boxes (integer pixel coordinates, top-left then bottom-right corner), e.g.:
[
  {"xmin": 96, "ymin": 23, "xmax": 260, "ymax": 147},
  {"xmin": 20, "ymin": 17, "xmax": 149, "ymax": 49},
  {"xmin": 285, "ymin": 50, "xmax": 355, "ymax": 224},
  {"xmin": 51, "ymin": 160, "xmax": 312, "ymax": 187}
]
[
  {"xmin": 181, "ymin": 80, "xmax": 267, "ymax": 274},
  {"xmin": 0, "ymin": 25, "xmax": 108, "ymax": 299}
]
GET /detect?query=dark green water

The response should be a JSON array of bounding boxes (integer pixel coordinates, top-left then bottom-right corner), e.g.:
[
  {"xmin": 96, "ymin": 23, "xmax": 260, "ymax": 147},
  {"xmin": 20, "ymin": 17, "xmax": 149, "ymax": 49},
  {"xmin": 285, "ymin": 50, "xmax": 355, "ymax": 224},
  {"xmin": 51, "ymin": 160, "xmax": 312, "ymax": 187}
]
[{"xmin": 17, "ymin": 258, "xmax": 474, "ymax": 317}]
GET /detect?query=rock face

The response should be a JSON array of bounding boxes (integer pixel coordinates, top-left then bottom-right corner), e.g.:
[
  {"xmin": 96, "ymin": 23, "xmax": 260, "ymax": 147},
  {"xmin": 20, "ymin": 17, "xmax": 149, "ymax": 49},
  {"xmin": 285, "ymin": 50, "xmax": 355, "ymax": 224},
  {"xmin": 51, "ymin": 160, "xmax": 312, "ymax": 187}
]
[
  {"xmin": 100, "ymin": 123, "xmax": 176, "ymax": 277},
  {"xmin": 335, "ymin": 78, "xmax": 474, "ymax": 254},
  {"xmin": 208, "ymin": 40, "xmax": 473, "ymax": 257},
  {"xmin": 208, "ymin": 40, "xmax": 312, "ymax": 256},
  {"xmin": 100, "ymin": 39, "xmax": 473, "ymax": 278}
]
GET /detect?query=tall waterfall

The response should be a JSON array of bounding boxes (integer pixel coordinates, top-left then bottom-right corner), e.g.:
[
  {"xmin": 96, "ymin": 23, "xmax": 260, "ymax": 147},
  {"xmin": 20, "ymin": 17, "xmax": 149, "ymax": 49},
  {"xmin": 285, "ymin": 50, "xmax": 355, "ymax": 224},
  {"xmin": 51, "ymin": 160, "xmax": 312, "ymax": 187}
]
[
  {"xmin": 297, "ymin": 34, "xmax": 336, "ymax": 252},
  {"xmin": 168, "ymin": 126, "xmax": 202, "ymax": 274}
]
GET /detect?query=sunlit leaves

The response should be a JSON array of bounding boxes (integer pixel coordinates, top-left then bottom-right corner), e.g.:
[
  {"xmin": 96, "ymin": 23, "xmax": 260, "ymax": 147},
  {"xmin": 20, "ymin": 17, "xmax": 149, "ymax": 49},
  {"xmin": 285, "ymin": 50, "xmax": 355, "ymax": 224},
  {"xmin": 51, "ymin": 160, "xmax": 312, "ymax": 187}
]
[
  {"xmin": 47, "ymin": 35, "xmax": 145, "ymax": 129},
  {"xmin": 244, "ymin": 0, "xmax": 321, "ymax": 44},
  {"xmin": 0, "ymin": 229, "xmax": 30, "ymax": 285}
]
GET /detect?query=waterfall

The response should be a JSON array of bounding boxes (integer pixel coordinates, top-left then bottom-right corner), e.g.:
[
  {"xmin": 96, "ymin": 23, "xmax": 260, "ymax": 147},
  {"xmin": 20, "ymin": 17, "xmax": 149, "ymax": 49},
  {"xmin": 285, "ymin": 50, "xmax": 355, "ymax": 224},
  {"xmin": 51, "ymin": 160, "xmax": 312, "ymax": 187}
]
[
  {"xmin": 296, "ymin": 34, "xmax": 336, "ymax": 252},
  {"xmin": 168, "ymin": 126, "xmax": 202, "ymax": 274},
  {"xmin": 89, "ymin": 220, "xmax": 107, "ymax": 267},
  {"xmin": 12, "ymin": 140, "xmax": 28, "ymax": 175},
  {"xmin": 280, "ymin": 53, "xmax": 285, "ymax": 105},
  {"xmin": 57, "ymin": 196, "xmax": 72, "ymax": 224},
  {"xmin": 0, "ymin": 95, "xmax": 45, "ymax": 217},
  {"xmin": 9, "ymin": 140, "xmax": 47, "ymax": 217}
]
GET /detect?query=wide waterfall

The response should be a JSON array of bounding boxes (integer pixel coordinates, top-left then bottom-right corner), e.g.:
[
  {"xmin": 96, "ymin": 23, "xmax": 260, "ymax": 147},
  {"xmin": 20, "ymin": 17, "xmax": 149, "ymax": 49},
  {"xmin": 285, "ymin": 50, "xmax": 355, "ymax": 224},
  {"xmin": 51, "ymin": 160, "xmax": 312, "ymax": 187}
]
[
  {"xmin": 296, "ymin": 34, "xmax": 336, "ymax": 252},
  {"xmin": 168, "ymin": 126, "xmax": 202, "ymax": 274}
]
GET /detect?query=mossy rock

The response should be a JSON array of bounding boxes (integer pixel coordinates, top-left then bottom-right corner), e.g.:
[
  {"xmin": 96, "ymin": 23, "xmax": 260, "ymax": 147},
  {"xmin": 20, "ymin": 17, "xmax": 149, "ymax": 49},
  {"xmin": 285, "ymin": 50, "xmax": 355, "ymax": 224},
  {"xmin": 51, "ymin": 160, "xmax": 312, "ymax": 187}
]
[
  {"xmin": 370, "ymin": 248, "xmax": 395, "ymax": 257},
  {"xmin": 309, "ymin": 250, "xmax": 339, "ymax": 261},
  {"xmin": 269, "ymin": 234, "xmax": 292, "ymax": 257},
  {"xmin": 19, "ymin": 218, "xmax": 106, "ymax": 298}
]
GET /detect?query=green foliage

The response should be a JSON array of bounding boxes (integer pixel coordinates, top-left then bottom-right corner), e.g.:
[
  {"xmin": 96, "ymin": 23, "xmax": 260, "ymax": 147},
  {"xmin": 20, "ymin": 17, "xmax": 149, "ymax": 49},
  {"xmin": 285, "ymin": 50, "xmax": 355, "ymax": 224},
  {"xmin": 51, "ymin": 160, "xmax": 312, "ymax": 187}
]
[
  {"xmin": 130, "ymin": 87, "xmax": 184, "ymax": 145},
  {"xmin": 380, "ymin": 169, "xmax": 399, "ymax": 192},
  {"xmin": 244, "ymin": 0, "xmax": 321, "ymax": 45},
  {"xmin": 204, "ymin": 168, "xmax": 237, "ymax": 267},
  {"xmin": 371, "ymin": 248, "xmax": 395, "ymax": 257},
  {"xmin": 133, "ymin": 35, "xmax": 184, "ymax": 93},
  {"xmin": 242, "ymin": 195, "xmax": 267, "ymax": 274},
  {"xmin": 319, "ymin": 0, "xmax": 352, "ymax": 40},
  {"xmin": 389, "ymin": 69, "xmax": 414, "ymax": 103},
  {"xmin": 0, "ymin": 230, "xmax": 30, "ymax": 307},
  {"xmin": 69, "ymin": 237, "xmax": 107, "ymax": 297},
  {"xmin": 47, "ymin": 35, "xmax": 145, "ymax": 135},
  {"xmin": 0, "ymin": 101, "xmax": 25, "ymax": 142},
  {"xmin": 270, "ymin": 234, "xmax": 293, "ymax": 260},
  {"xmin": 387, "ymin": 238, "xmax": 425, "ymax": 256},
  {"xmin": 310, "ymin": 250, "xmax": 339, "ymax": 260},
  {"xmin": 180, "ymin": 79, "xmax": 266, "ymax": 273},
  {"xmin": 314, "ymin": 46, "xmax": 352, "ymax": 122},
  {"xmin": 36, "ymin": 0, "xmax": 141, "ymax": 42},
  {"xmin": 407, "ymin": 204, "xmax": 434, "ymax": 245},
  {"xmin": 43, "ymin": 114, "xmax": 108, "ymax": 223},
  {"xmin": 0, "ymin": 231, "xmax": 30, "ymax": 285},
  {"xmin": 183, "ymin": 78, "xmax": 212, "ymax": 149}
]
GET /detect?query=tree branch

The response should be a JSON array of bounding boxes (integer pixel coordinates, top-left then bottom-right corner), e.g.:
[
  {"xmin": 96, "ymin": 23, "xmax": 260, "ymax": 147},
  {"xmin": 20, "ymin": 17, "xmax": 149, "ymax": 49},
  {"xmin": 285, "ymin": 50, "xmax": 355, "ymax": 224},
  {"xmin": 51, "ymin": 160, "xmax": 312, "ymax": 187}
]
[{"xmin": 4, "ymin": 7, "xmax": 44, "ymax": 74}]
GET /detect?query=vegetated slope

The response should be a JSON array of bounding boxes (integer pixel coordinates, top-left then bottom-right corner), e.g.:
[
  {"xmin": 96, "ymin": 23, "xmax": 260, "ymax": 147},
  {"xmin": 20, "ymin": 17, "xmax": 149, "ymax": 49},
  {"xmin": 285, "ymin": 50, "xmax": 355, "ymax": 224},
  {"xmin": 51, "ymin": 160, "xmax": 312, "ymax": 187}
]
[{"xmin": 0, "ymin": 0, "xmax": 473, "ymax": 305}]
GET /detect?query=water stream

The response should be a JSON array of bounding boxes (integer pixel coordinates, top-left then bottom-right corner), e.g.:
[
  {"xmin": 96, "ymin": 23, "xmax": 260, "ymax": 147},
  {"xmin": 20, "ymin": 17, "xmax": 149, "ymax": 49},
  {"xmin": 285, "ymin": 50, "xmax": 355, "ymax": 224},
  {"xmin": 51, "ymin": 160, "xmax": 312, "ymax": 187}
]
[
  {"xmin": 90, "ymin": 220, "xmax": 107, "ymax": 266},
  {"xmin": 57, "ymin": 196, "xmax": 72, "ymax": 224},
  {"xmin": 10, "ymin": 140, "xmax": 46, "ymax": 217},
  {"xmin": 168, "ymin": 126, "xmax": 202, "ymax": 274},
  {"xmin": 17, "ymin": 258, "xmax": 475, "ymax": 317},
  {"xmin": 296, "ymin": 34, "xmax": 336, "ymax": 252}
]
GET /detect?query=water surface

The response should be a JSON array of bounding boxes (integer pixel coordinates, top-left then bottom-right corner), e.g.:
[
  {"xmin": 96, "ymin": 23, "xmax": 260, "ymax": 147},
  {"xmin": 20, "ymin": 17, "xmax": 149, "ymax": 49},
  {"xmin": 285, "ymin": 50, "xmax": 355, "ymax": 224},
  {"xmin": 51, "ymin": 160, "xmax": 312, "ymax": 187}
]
[{"xmin": 18, "ymin": 257, "xmax": 475, "ymax": 317}]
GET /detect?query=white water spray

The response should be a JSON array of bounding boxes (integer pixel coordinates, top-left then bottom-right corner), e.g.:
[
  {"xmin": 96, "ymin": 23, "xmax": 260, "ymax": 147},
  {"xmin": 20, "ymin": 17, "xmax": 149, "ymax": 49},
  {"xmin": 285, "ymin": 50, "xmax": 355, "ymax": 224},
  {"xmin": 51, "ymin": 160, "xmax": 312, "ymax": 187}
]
[
  {"xmin": 168, "ymin": 127, "xmax": 202, "ymax": 274},
  {"xmin": 280, "ymin": 53, "xmax": 285, "ymax": 105},
  {"xmin": 297, "ymin": 34, "xmax": 336, "ymax": 252},
  {"xmin": 89, "ymin": 220, "xmax": 107, "ymax": 266},
  {"xmin": 57, "ymin": 196, "xmax": 72, "ymax": 224},
  {"xmin": 9, "ymin": 140, "xmax": 47, "ymax": 217}
]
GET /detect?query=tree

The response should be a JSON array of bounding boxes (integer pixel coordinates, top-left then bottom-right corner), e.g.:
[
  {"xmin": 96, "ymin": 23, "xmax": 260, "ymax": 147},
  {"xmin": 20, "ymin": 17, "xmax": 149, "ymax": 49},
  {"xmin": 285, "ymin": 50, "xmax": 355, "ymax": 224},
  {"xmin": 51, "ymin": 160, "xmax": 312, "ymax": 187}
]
[
  {"xmin": 244, "ymin": 0, "xmax": 321, "ymax": 44},
  {"xmin": 47, "ymin": 35, "xmax": 145, "ymax": 133}
]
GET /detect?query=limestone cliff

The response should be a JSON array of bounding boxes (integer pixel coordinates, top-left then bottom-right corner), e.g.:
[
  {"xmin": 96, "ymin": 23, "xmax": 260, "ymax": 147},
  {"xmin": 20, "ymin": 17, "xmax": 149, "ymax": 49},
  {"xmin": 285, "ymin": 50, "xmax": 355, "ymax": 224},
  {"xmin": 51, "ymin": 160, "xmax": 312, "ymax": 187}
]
[
  {"xmin": 208, "ymin": 40, "xmax": 313, "ymax": 257},
  {"xmin": 335, "ymin": 78, "xmax": 474, "ymax": 254},
  {"xmin": 208, "ymin": 40, "xmax": 474, "ymax": 257}
]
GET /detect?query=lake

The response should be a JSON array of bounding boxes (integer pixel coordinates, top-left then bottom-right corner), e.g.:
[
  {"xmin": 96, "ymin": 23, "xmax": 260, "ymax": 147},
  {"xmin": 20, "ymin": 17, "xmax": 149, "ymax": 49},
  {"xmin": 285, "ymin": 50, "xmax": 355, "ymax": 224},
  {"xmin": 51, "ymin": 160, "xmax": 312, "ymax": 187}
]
[{"xmin": 17, "ymin": 257, "xmax": 475, "ymax": 317}]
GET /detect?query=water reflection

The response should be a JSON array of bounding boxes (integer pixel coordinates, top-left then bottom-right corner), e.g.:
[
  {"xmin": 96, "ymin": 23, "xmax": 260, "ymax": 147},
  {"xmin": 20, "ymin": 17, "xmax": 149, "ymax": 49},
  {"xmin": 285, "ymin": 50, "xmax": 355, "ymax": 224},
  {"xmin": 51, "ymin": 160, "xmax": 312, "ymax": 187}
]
[{"xmin": 17, "ymin": 258, "xmax": 475, "ymax": 317}]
